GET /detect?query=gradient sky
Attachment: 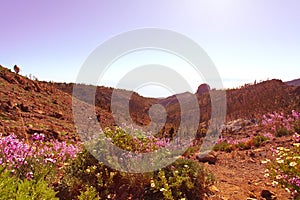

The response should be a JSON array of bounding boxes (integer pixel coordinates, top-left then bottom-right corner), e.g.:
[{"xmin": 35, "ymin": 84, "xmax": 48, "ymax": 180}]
[{"xmin": 1, "ymin": 0, "xmax": 299, "ymax": 97}]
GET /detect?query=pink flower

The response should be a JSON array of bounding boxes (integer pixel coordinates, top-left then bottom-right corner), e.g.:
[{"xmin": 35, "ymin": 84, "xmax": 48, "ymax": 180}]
[
  {"xmin": 292, "ymin": 110, "xmax": 299, "ymax": 120},
  {"xmin": 26, "ymin": 172, "xmax": 33, "ymax": 180}
]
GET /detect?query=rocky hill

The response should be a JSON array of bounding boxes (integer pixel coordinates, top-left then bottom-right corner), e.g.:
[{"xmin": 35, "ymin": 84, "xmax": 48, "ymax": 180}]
[
  {"xmin": 1, "ymin": 65, "xmax": 300, "ymax": 140},
  {"xmin": 0, "ymin": 65, "xmax": 115, "ymax": 141}
]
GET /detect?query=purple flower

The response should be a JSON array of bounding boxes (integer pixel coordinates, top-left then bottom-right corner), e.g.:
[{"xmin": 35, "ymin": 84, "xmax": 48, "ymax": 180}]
[
  {"xmin": 292, "ymin": 110, "xmax": 299, "ymax": 120},
  {"xmin": 31, "ymin": 133, "xmax": 45, "ymax": 141},
  {"xmin": 1, "ymin": 132, "xmax": 81, "ymax": 178},
  {"xmin": 289, "ymin": 177, "xmax": 300, "ymax": 187}
]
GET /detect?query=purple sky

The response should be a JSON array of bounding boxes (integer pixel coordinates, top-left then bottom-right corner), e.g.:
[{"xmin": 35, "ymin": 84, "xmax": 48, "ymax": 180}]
[{"xmin": 1, "ymin": 0, "xmax": 300, "ymax": 97}]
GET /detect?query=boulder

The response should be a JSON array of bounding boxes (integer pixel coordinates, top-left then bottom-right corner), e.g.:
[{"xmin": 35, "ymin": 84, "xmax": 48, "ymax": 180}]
[{"xmin": 197, "ymin": 151, "xmax": 217, "ymax": 164}]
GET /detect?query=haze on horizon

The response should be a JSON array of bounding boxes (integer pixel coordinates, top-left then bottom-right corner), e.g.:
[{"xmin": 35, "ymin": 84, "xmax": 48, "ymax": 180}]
[{"xmin": 1, "ymin": 0, "xmax": 299, "ymax": 97}]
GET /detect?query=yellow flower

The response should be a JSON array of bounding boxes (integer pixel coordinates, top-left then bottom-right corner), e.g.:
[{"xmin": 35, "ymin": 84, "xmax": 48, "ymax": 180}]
[
  {"xmin": 150, "ymin": 180, "xmax": 155, "ymax": 188},
  {"xmin": 276, "ymin": 158, "xmax": 284, "ymax": 164},
  {"xmin": 293, "ymin": 143, "xmax": 300, "ymax": 147}
]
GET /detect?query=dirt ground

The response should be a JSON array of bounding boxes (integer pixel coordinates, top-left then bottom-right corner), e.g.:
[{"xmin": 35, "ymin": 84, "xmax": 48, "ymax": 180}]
[{"xmin": 204, "ymin": 137, "xmax": 294, "ymax": 200}]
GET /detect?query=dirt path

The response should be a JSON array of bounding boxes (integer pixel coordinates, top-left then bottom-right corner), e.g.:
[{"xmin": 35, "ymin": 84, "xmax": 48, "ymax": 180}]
[{"xmin": 204, "ymin": 139, "xmax": 293, "ymax": 199}]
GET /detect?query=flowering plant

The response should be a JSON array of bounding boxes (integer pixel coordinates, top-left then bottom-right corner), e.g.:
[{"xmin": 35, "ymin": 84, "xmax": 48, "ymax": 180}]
[
  {"xmin": 265, "ymin": 133, "xmax": 300, "ymax": 198},
  {"xmin": 0, "ymin": 133, "xmax": 80, "ymax": 181},
  {"xmin": 262, "ymin": 110, "xmax": 299, "ymax": 137}
]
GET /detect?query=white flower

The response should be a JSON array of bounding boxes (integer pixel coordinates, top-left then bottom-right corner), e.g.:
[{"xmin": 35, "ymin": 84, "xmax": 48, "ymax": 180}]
[
  {"xmin": 276, "ymin": 175, "xmax": 282, "ymax": 180},
  {"xmin": 160, "ymin": 188, "xmax": 165, "ymax": 192},
  {"xmin": 272, "ymin": 181, "xmax": 278, "ymax": 187},
  {"xmin": 289, "ymin": 161, "xmax": 297, "ymax": 167},
  {"xmin": 261, "ymin": 160, "xmax": 269, "ymax": 164}
]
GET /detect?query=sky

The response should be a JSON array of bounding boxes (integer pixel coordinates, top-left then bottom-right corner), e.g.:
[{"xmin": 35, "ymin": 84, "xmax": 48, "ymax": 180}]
[{"xmin": 1, "ymin": 0, "xmax": 300, "ymax": 97}]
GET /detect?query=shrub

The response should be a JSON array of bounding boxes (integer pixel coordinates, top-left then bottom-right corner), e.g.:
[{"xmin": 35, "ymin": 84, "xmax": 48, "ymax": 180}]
[
  {"xmin": 0, "ymin": 133, "xmax": 80, "ymax": 182},
  {"xmin": 60, "ymin": 126, "xmax": 215, "ymax": 200},
  {"xmin": 59, "ymin": 149, "xmax": 151, "ymax": 199},
  {"xmin": 252, "ymin": 135, "xmax": 269, "ymax": 147},
  {"xmin": 213, "ymin": 142, "xmax": 234, "ymax": 152},
  {"xmin": 77, "ymin": 186, "xmax": 100, "ymax": 200},
  {"xmin": 262, "ymin": 110, "xmax": 299, "ymax": 137},
  {"xmin": 0, "ymin": 166, "xmax": 58, "ymax": 200},
  {"xmin": 275, "ymin": 127, "xmax": 290, "ymax": 137},
  {"xmin": 235, "ymin": 142, "xmax": 248, "ymax": 150},
  {"xmin": 145, "ymin": 158, "xmax": 215, "ymax": 200},
  {"xmin": 0, "ymin": 133, "xmax": 80, "ymax": 199}
]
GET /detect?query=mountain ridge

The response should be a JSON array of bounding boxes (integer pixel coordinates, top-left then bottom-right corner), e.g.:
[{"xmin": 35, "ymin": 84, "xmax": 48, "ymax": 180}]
[{"xmin": 0, "ymin": 65, "xmax": 300, "ymax": 139}]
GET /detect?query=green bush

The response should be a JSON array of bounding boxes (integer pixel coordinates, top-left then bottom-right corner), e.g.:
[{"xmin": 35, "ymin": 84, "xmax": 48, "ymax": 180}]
[
  {"xmin": 60, "ymin": 148, "xmax": 215, "ymax": 199},
  {"xmin": 252, "ymin": 135, "xmax": 269, "ymax": 147},
  {"xmin": 0, "ymin": 166, "xmax": 58, "ymax": 200},
  {"xmin": 213, "ymin": 142, "xmax": 233, "ymax": 152},
  {"xmin": 78, "ymin": 186, "xmax": 100, "ymax": 200},
  {"xmin": 276, "ymin": 127, "xmax": 290, "ymax": 137},
  {"xmin": 235, "ymin": 142, "xmax": 247, "ymax": 150},
  {"xmin": 59, "ymin": 149, "xmax": 150, "ymax": 199},
  {"xmin": 144, "ymin": 158, "xmax": 215, "ymax": 200}
]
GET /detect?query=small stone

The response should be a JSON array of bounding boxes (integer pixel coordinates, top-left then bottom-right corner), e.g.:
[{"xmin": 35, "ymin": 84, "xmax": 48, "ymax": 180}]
[
  {"xmin": 208, "ymin": 185, "xmax": 219, "ymax": 193},
  {"xmin": 248, "ymin": 191, "xmax": 257, "ymax": 198},
  {"xmin": 20, "ymin": 103, "xmax": 30, "ymax": 112},
  {"xmin": 249, "ymin": 151, "xmax": 256, "ymax": 157},
  {"xmin": 261, "ymin": 190, "xmax": 276, "ymax": 200}
]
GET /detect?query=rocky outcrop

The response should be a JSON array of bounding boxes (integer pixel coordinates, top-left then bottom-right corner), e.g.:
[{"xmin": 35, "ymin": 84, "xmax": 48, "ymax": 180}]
[{"xmin": 196, "ymin": 83, "xmax": 210, "ymax": 96}]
